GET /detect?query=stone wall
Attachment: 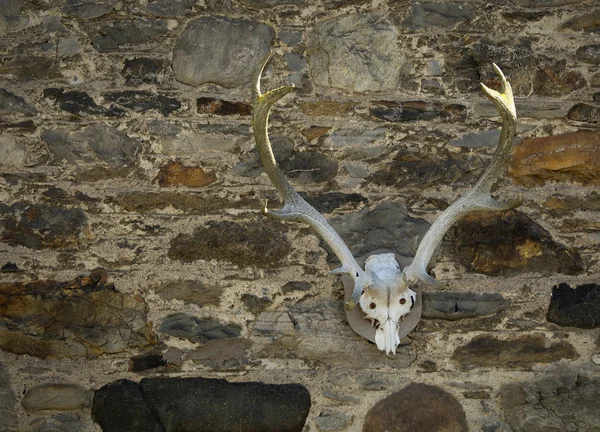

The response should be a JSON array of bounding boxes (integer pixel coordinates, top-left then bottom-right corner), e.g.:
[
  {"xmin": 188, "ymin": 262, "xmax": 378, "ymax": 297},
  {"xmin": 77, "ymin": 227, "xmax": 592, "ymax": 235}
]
[{"xmin": 1, "ymin": 0, "xmax": 600, "ymax": 431}]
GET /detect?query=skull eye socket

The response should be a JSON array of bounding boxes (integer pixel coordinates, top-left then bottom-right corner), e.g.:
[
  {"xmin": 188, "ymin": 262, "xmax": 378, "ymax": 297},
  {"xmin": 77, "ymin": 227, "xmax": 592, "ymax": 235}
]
[
  {"xmin": 399, "ymin": 298, "xmax": 406, "ymax": 305},
  {"xmin": 411, "ymin": 296, "xmax": 415, "ymax": 308},
  {"xmin": 369, "ymin": 302, "xmax": 376, "ymax": 309}
]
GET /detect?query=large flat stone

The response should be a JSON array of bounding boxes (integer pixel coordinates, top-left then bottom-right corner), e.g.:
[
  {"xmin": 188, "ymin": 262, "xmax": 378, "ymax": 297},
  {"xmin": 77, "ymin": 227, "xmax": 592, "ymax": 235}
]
[
  {"xmin": 172, "ymin": 17, "xmax": 273, "ymax": 88},
  {"xmin": 422, "ymin": 292, "xmax": 510, "ymax": 320},
  {"xmin": 0, "ymin": 363, "xmax": 17, "ymax": 431},
  {"xmin": 22, "ymin": 383, "xmax": 91, "ymax": 411},
  {"xmin": 140, "ymin": 377, "xmax": 310, "ymax": 432},
  {"xmin": 307, "ymin": 13, "xmax": 402, "ymax": 93}
]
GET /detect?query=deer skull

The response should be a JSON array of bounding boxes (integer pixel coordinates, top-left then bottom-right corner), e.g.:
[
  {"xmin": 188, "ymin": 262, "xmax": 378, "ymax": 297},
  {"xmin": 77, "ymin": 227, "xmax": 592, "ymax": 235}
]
[
  {"xmin": 252, "ymin": 52, "xmax": 518, "ymax": 354},
  {"xmin": 359, "ymin": 253, "xmax": 416, "ymax": 354}
]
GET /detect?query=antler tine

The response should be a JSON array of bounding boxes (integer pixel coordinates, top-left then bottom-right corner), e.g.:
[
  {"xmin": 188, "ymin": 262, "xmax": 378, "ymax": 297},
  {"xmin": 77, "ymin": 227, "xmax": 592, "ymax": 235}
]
[
  {"xmin": 252, "ymin": 52, "xmax": 372, "ymax": 307},
  {"xmin": 401, "ymin": 64, "xmax": 521, "ymax": 287}
]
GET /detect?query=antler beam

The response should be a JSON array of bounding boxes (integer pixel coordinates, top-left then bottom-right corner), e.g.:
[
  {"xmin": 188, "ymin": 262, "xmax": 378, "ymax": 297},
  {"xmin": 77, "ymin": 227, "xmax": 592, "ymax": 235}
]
[
  {"xmin": 252, "ymin": 52, "xmax": 373, "ymax": 305},
  {"xmin": 401, "ymin": 64, "xmax": 520, "ymax": 288}
]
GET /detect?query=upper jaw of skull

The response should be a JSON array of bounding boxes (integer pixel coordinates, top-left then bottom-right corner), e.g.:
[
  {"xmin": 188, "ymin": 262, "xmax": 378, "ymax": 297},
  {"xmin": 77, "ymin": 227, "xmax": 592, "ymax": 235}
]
[{"xmin": 359, "ymin": 253, "xmax": 416, "ymax": 355}]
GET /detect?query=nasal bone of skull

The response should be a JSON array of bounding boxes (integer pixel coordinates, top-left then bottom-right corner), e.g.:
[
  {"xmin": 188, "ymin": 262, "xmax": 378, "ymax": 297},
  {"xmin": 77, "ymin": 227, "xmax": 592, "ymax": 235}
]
[{"xmin": 375, "ymin": 318, "xmax": 399, "ymax": 355}]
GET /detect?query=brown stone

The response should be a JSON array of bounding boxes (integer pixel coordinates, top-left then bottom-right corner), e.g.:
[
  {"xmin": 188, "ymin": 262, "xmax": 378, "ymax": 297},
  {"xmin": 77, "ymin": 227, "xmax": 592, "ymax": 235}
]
[
  {"xmin": 560, "ymin": 10, "xmax": 600, "ymax": 33},
  {"xmin": 534, "ymin": 60, "xmax": 586, "ymax": 96},
  {"xmin": 451, "ymin": 210, "xmax": 583, "ymax": 276},
  {"xmin": 567, "ymin": 103, "xmax": 600, "ymax": 123},
  {"xmin": 543, "ymin": 192, "xmax": 600, "ymax": 212},
  {"xmin": 301, "ymin": 126, "xmax": 331, "ymax": 141},
  {"xmin": 168, "ymin": 220, "xmax": 290, "ymax": 268},
  {"xmin": 451, "ymin": 333, "xmax": 578, "ymax": 370},
  {"xmin": 197, "ymin": 97, "xmax": 252, "ymax": 116},
  {"xmin": 0, "ymin": 270, "xmax": 155, "ymax": 359},
  {"xmin": 299, "ymin": 101, "xmax": 356, "ymax": 116},
  {"xmin": 155, "ymin": 161, "xmax": 217, "ymax": 187},
  {"xmin": 510, "ymin": 130, "xmax": 600, "ymax": 185},
  {"xmin": 363, "ymin": 383, "xmax": 468, "ymax": 432},
  {"xmin": 107, "ymin": 191, "xmax": 256, "ymax": 214},
  {"xmin": 153, "ymin": 280, "xmax": 223, "ymax": 307}
]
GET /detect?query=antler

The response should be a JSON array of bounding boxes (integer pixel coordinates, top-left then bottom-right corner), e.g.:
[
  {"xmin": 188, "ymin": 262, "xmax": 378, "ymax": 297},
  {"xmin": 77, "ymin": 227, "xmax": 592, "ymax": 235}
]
[
  {"xmin": 401, "ymin": 64, "xmax": 520, "ymax": 288},
  {"xmin": 252, "ymin": 52, "xmax": 373, "ymax": 305}
]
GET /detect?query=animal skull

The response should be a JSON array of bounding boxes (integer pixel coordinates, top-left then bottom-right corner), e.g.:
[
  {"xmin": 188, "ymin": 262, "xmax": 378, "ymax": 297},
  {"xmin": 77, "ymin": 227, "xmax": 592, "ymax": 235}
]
[
  {"xmin": 252, "ymin": 52, "xmax": 518, "ymax": 354},
  {"xmin": 359, "ymin": 253, "xmax": 417, "ymax": 354}
]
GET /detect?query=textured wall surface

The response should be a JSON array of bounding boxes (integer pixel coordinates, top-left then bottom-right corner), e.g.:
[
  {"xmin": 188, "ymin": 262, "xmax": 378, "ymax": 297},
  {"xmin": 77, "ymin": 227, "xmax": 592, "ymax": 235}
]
[{"xmin": 1, "ymin": 0, "xmax": 600, "ymax": 431}]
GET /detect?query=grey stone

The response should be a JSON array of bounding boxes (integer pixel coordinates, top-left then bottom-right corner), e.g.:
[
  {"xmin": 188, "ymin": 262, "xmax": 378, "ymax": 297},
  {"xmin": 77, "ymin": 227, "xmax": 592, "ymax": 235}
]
[
  {"xmin": 364, "ymin": 383, "xmax": 468, "ymax": 432},
  {"xmin": 316, "ymin": 410, "xmax": 352, "ymax": 431},
  {"xmin": 41, "ymin": 15, "xmax": 67, "ymax": 33},
  {"xmin": 0, "ymin": 57, "xmax": 59, "ymax": 81},
  {"xmin": 499, "ymin": 372, "xmax": 600, "ymax": 432},
  {"xmin": 153, "ymin": 280, "xmax": 223, "ymax": 307},
  {"xmin": 33, "ymin": 412, "xmax": 95, "ymax": 432},
  {"xmin": 160, "ymin": 132, "xmax": 240, "ymax": 154},
  {"xmin": 0, "ymin": 135, "xmax": 26, "ymax": 168},
  {"xmin": 0, "ymin": 88, "xmax": 35, "ymax": 115},
  {"xmin": 369, "ymin": 101, "xmax": 467, "ymax": 123},
  {"xmin": 307, "ymin": 13, "xmax": 402, "ymax": 93},
  {"xmin": 576, "ymin": 44, "xmax": 600, "ymax": 65},
  {"xmin": 92, "ymin": 380, "xmax": 164, "ymax": 432},
  {"xmin": 279, "ymin": 29, "xmax": 303, "ymax": 45},
  {"xmin": 254, "ymin": 300, "xmax": 415, "ymax": 369},
  {"xmin": 513, "ymin": 0, "xmax": 584, "ymax": 6},
  {"xmin": 285, "ymin": 53, "xmax": 307, "ymax": 71},
  {"xmin": 22, "ymin": 384, "xmax": 91, "ymax": 411},
  {"xmin": 404, "ymin": 3, "xmax": 473, "ymax": 29},
  {"xmin": 0, "ymin": 0, "xmax": 28, "ymax": 35},
  {"xmin": 547, "ymin": 283, "xmax": 600, "ymax": 328},
  {"xmin": 567, "ymin": 103, "xmax": 600, "ymax": 123},
  {"xmin": 329, "ymin": 201, "xmax": 430, "ymax": 259},
  {"xmin": 281, "ymin": 150, "xmax": 339, "ymax": 184},
  {"xmin": 92, "ymin": 19, "xmax": 168, "ymax": 52},
  {"xmin": 326, "ymin": 128, "xmax": 387, "ymax": 160},
  {"xmin": 57, "ymin": 38, "xmax": 80, "ymax": 57},
  {"xmin": 62, "ymin": 0, "xmax": 113, "ymax": 19},
  {"xmin": 0, "ymin": 363, "xmax": 17, "ymax": 431},
  {"xmin": 449, "ymin": 129, "xmax": 501, "ymax": 148},
  {"xmin": 187, "ymin": 338, "xmax": 253, "ymax": 369},
  {"xmin": 172, "ymin": 17, "xmax": 273, "ymax": 88},
  {"xmin": 140, "ymin": 377, "xmax": 310, "ymax": 432},
  {"xmin": 42, "ymin": 125, "xmax": 140, "ymax": 167},
  {"xmin": 148, "ymin": 119, "xmax": 181, "ymax": 136},
  {"xmin": 146, "ymin": 0, "xmax": 196, "ymax": 17},
  {"xmin": 159, "ymin": 313, "xmax": 241, "ymax": 344},
  {"xmin": 422, "ymin": 292, "xmax": 510, "ymax": 320}
]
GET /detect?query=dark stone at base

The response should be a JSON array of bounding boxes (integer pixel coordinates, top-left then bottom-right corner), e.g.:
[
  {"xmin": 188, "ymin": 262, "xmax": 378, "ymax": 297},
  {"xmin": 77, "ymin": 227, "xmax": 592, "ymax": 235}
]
[
  {"xmin": 140, "ymin": 377, "xmax": 310, "ymax": 432},
  {"xmin": 92, "ymin": 380, "xmax": 165, "ymax": 432},
  {"xmin": 363, "ymin": 383, "xmax": 468, "ymax": 432},
  {"xmin": 422, "ymin": 292, "xmax": 510, "ymax": 320},
  {"xmin": 547, "ymin": 283, "xmax": 600, "ymax": 328}
]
